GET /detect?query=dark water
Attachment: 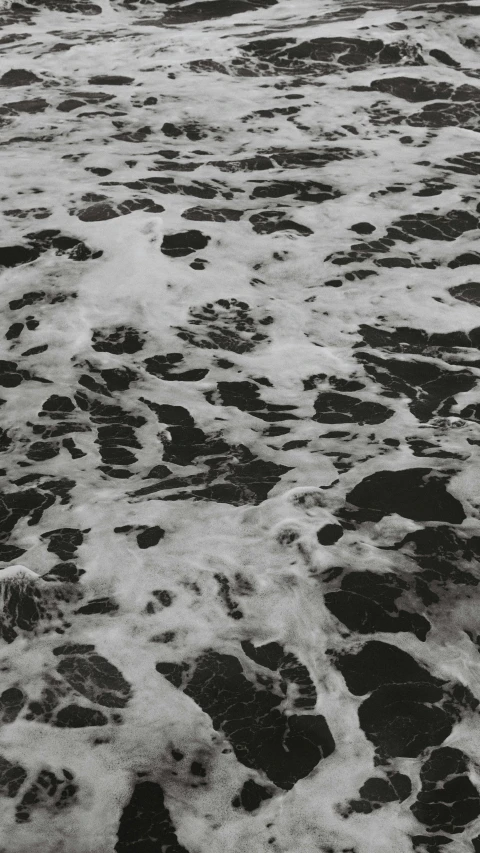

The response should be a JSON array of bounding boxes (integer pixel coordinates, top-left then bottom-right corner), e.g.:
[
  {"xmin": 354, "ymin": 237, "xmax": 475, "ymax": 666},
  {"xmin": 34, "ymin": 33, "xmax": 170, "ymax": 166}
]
[{"xmin": 0, "ymin": 0, "xmax": 480, "ymax": 850}]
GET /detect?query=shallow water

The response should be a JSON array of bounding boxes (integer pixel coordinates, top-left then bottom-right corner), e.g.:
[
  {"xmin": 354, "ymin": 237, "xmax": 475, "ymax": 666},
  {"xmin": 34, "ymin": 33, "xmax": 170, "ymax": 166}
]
[{"xmin": 0, "ymin": 0, "xmax": 480, "ymax": 851}]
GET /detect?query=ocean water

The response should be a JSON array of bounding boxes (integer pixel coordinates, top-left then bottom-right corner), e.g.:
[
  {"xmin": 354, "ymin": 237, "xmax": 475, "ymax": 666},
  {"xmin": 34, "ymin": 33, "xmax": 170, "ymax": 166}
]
[{"xmin": 0, "ymin": 0, "xmax": 480, "ymax": 850}]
